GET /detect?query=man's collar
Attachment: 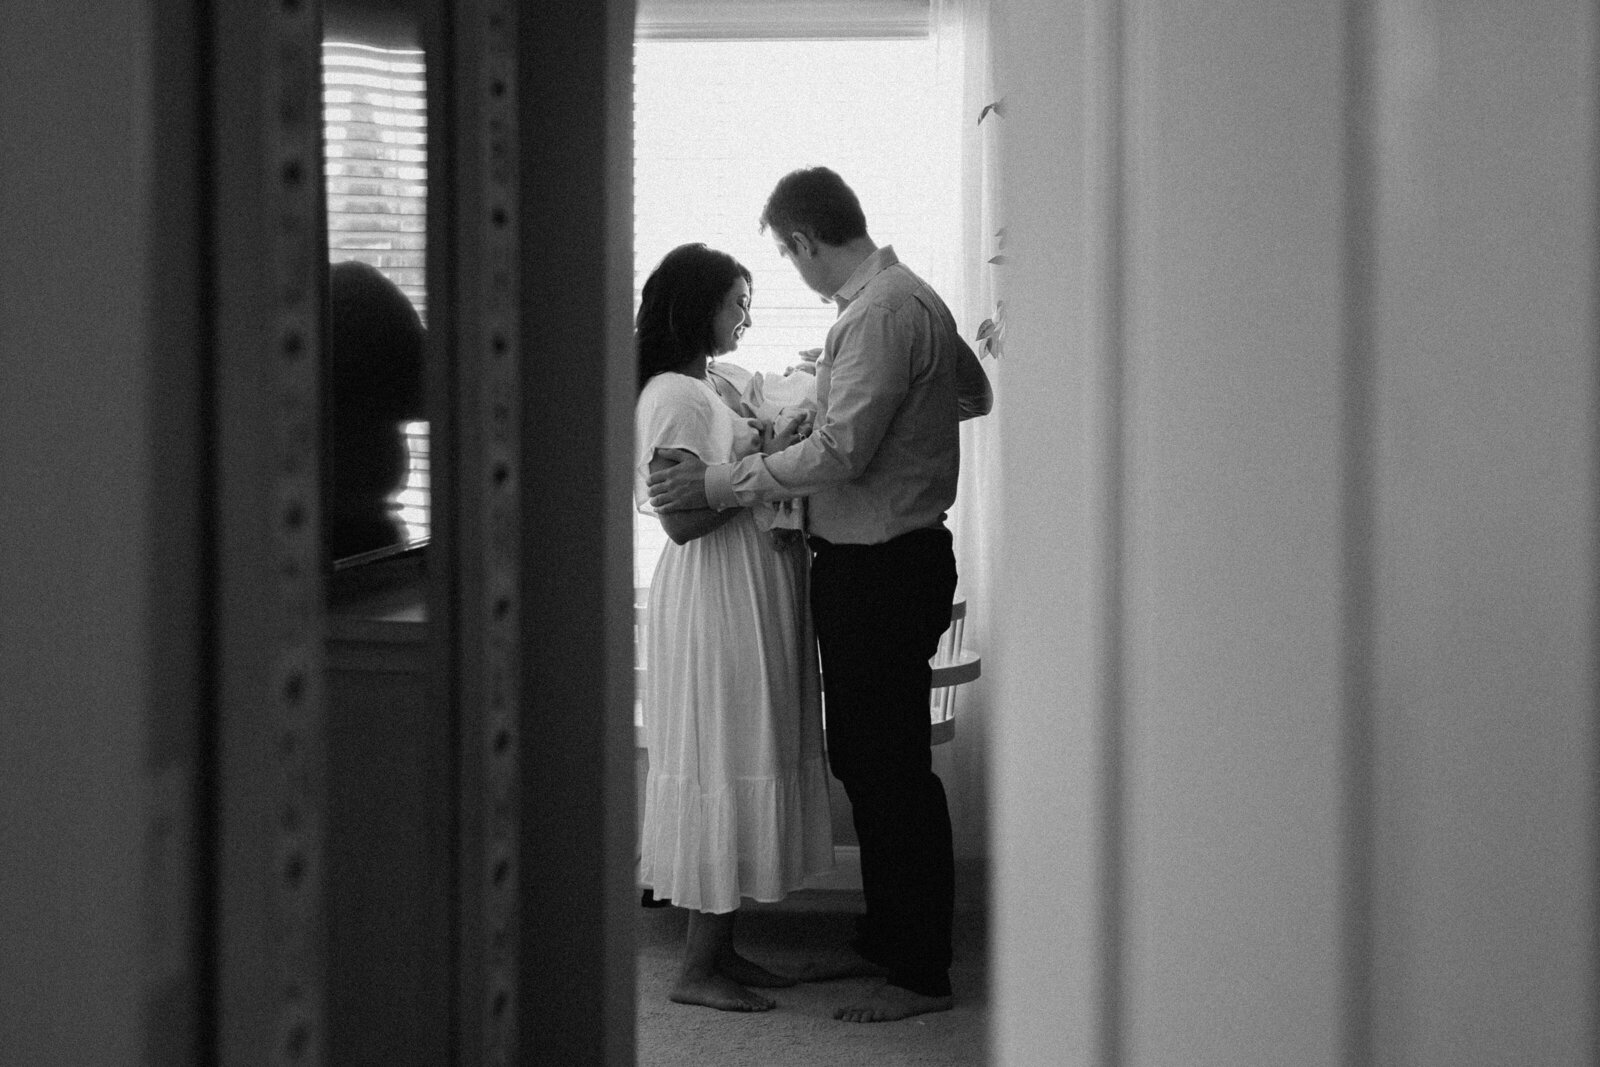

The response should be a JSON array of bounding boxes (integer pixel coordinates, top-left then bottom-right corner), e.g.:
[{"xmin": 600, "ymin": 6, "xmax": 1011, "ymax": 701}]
[{"xmin": 833, "ymin": 245, "xmax": 898, "ymax": 304}]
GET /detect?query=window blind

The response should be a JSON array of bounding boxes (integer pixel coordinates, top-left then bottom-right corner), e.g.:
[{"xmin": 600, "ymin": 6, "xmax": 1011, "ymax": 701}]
[
  {"xmin": 323, "ymin": 40, "xmax": 427, "ymax": 318},
  {"xmin": 636, "ymin": 0, "xmax": 929, "ymax": 41}
]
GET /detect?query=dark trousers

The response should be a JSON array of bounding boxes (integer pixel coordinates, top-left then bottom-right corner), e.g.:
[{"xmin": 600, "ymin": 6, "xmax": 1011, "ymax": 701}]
[{"xmin": 809, "ymin": 528, "xmax": 958, "ymax": 998}]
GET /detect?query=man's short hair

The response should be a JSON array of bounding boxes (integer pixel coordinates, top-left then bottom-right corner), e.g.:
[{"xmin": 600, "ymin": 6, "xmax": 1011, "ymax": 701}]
[{"xmin": 759, "ymin": 167, "xmax": 869, "ymax": 252}]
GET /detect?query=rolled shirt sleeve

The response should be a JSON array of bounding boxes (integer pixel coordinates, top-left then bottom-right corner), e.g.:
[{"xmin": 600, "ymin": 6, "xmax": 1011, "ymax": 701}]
[{"xmin": 954, "ymin": 333, "xmax": 993, "ymax": 419}]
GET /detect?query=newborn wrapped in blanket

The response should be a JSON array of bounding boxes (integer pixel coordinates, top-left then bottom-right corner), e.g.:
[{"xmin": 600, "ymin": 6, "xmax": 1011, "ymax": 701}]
[{"xmin": 706, "ymin": 354, "xmax": 819, "ymax": 534}]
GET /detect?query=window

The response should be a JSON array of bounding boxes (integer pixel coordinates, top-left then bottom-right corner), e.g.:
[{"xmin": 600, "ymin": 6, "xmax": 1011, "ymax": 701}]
[
  {"xmin": 316, "ymin": 16, "xmax": 952, "ymax": 569},
  {"xmin": 632, "ymin": 29, "xmax": 944, "ymax": 586}
]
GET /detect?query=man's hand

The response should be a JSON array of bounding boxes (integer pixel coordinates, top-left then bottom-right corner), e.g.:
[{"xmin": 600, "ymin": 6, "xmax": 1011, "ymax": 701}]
[
  {"xmin": 647, "ymin": 448, "xmax": 710, "ymax": 511},
  {"xmin": 786, "ymin": 347, "xmax": 822, "ymax": 376}
]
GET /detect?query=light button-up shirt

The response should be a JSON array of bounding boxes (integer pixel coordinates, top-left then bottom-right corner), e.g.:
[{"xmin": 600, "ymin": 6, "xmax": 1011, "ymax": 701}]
[{"xmin": 703, "ymin": 246, "xmax": 992, "ymax": 544}]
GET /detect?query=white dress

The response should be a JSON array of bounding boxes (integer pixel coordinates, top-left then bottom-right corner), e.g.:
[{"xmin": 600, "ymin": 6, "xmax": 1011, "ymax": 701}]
[{"xmin": 635, "ymin": 372, "xmax": 833, "ymax": 914}]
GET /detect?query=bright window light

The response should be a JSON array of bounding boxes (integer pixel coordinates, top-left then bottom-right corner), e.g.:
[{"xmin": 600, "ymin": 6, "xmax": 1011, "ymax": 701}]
[{"xmin": 632, "ymin": 36, "xmax": 943, "ymax": 586}]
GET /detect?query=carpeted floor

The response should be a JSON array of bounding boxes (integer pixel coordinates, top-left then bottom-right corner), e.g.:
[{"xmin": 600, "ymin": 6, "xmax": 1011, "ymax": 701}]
[{"xmin": 635, "ymin": 892, "xmax": 989, "ymax": 1066}]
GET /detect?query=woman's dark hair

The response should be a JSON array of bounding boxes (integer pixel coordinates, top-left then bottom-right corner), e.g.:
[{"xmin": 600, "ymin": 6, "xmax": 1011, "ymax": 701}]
[
  {"xmin": 636, "ymin": 242, "xmax": 752, "ymax": 391},
  {"xmin": 758, "ymin": 166, "xmax": 869, "ymax": 253}
]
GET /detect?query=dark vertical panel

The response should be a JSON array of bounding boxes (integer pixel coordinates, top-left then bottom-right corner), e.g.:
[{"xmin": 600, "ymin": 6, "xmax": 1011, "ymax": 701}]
[
  {"xmin": 419, "ymin": 0, "xmax": 466, "ymax": 1060},
  {"xmin": 1338, "ymin": 1, "xmax": 1377, "ymax": 1063},
  {"xmin": 449, "ymin": 0, "xmax": 525, "ymax": 1061},
  {"xmin": 146, "ymin": 0, "xmax": 210, "ymax": 1061},
  {"xmin": 516, "ymin": 1, "xmax": 638, "ymax": 1064},
  {"xmin": 208, "ymin": 0, "xmax": 331, "ymax": 1060},
  {"xmin": 208, "ymin": 0, "xmax": 277, "ymax": 1055},
  {"xmin": 1591, "ymin": 8, "xmax": 1600, "ymax": 1061},
  {"xmin": 324, "ymin": 640, "xmax": 451, "ymax": 1065},
  {"xmin": 1096, "ymin": 0, "xmax": 1128, "ymax": 1062}
]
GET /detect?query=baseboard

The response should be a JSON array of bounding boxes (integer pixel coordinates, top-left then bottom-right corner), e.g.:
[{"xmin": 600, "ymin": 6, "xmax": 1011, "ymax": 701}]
[
  {"xmin": 643, "ymin": 846, "xmax": 988, "ymax": 915},
  {"xmin": 802, "ymin": 845, "xmax": 862, "ymax": 893}
]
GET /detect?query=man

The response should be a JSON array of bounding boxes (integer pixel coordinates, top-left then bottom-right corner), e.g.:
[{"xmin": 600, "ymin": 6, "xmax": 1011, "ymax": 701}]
[{"xmin": 647, "ymin": 167, "xmax": 993, "ymax": 1023}]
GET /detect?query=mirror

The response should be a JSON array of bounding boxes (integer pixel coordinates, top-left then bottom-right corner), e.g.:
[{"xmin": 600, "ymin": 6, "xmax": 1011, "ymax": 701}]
[
  {"xmin": 318, "ymin": 3, "xmax": 448, "ymax": 1063},
  {"xmin": 207, "ymin": 0, "xmax": 625, "ymax": 1058}
]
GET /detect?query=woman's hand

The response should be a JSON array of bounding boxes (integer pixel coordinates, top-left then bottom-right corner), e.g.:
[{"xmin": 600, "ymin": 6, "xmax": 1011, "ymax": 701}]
[{"xmin": 764, "ymin": 409, "xmax": 813, "ymax": 454}]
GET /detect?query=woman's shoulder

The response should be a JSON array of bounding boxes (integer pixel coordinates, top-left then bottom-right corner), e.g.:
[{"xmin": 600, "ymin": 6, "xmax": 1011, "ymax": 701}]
[
  {"xmin": 641, "ymin": 371, "xmax": 715, "ymax": 402},
  {"xmin": 638, "ymin": 373, "xmax": 724, "ymax": 425}
]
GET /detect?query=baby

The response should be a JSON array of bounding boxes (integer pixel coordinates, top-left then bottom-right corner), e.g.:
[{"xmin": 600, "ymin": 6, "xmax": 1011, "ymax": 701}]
[{"xmin": 706, "ymin": 348, "xmax": 820, "ymax": 537}]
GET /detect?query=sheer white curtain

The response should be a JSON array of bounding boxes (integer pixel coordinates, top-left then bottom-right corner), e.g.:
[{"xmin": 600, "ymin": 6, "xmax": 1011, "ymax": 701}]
[{"xmin": 928, "ymin": 0, "xmax": 1001, "ymax": 865}]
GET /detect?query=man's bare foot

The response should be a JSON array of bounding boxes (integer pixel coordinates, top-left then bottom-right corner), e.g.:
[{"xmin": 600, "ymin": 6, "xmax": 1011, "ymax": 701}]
[
  {"xmin": 793, "ymin": 946, "xmax": 891, "ymax": 982},
  {"xmin": 717, "ymin": 949, "xmax": 797, "ymax": 988},
  {"xmin": 669, "ymin": 973, "xmax": 776, "ymax": 1012},
  {"xmin": 833, "ymin": 981, "xmax": 954, "ymax": 1024}
]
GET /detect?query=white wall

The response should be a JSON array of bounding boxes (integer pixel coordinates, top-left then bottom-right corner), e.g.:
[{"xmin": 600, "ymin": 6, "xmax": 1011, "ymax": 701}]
[
  {"xmin": 987, "ymin": 0, "xmax": 1109, "ymax": 1060},
  {"xmin": 992, "ymin": 1, "xmax": 1597, "ymax": 1064},
  {"xmin": 1370, "ymin": 4, "xmax": 1596, "ymax": 1061},
  {"xmin": 1121, "ymin": 2, "xmax": 1346, "ymax": 1061}
]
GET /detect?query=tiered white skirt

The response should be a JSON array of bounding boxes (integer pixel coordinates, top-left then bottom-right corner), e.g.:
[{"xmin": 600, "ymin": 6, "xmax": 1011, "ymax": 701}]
[{"xmin": 638, "ymin": 510, "xmax": 833, "ymax": 914}]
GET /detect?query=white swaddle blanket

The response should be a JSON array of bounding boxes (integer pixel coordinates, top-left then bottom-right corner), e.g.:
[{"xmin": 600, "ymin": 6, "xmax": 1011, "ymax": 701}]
[{"xmin": 707, "ymin": 360, "xmax": 819, "ymax": 533}]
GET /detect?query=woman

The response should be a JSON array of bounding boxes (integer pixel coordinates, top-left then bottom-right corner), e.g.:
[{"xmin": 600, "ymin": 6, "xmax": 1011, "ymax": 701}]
[{"xmin": 634, "ymin": 243, "xmax": 833, "ymax": 1012}]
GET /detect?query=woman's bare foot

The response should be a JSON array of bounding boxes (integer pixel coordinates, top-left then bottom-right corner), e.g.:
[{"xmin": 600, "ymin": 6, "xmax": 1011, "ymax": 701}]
[
  {"xmin": 833, "ymin": 981, "xmax": 954, "ymax": 1023},
  {"xmin": 671, "ymin": 908, "xmax": 787, "ymax": 1008},
  {"xmin": 717, "ymin": 948, "xmax": 797, "ymax": 988},
  {"xmin": 793, "ymin": 946, "xmax": 891, "ymax": 982},
  {"xmin": 669, "ymin": 973, "xmax": 776, "ymax": 1012}
]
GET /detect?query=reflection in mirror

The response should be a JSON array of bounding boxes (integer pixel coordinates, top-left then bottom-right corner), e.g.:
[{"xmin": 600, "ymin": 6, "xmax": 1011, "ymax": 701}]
[
  {"xmin": 324, "ymin": 258, "xmax": 426, "ymax": 561},
  {"xmin": 321, "ymin": 17, "xmax": 430, "ymax": 575}
]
